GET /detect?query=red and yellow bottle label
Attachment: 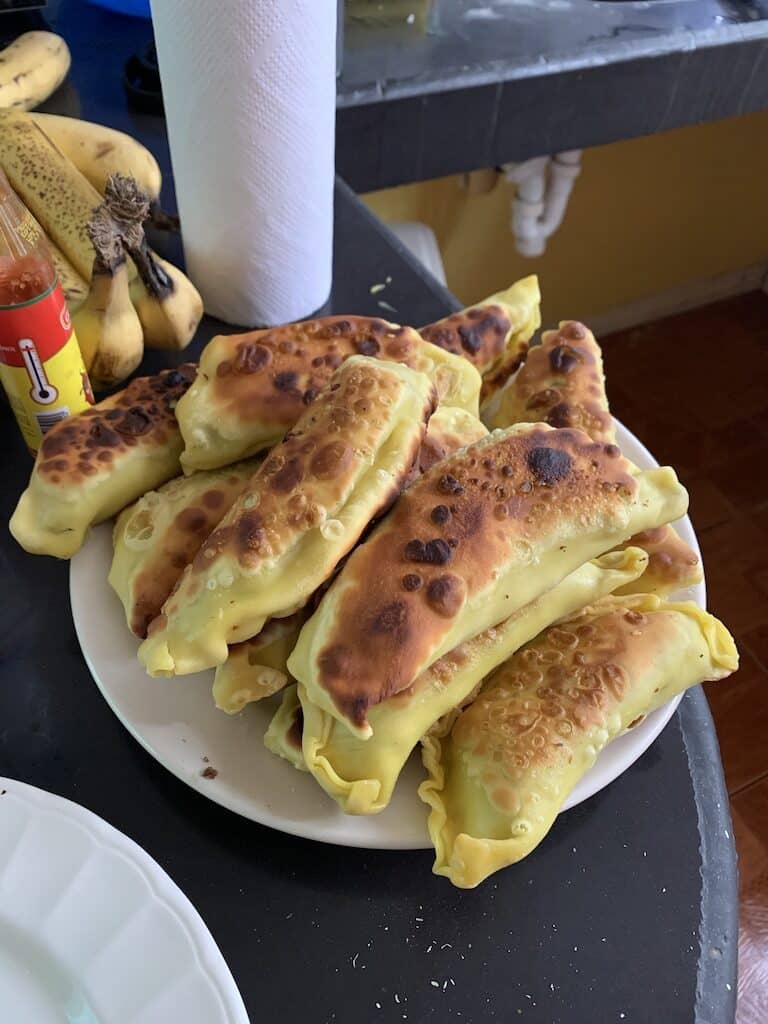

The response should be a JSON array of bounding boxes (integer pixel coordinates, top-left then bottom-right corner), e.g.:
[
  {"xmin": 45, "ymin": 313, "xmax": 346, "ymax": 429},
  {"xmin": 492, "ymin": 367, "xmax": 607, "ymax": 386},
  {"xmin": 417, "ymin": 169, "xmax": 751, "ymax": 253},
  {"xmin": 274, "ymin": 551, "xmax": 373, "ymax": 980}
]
[{"xmin": 0, "ymin": 281, "xmax": 93, "ymax": 454}]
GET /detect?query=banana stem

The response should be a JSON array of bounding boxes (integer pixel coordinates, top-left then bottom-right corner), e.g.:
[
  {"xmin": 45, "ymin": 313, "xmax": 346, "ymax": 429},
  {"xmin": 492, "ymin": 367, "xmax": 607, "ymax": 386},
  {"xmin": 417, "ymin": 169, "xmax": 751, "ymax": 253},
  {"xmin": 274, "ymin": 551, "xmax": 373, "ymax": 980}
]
[
  {"xmin": 86, "ymin": 206, "xmax": 125, "ymax": 278},
  {"xmin": 148, "ymin": 202, "xmax": 180, "ymax": 233},
  {"xmin": 103, "ymin": 173, "xmax": 175, "ymax": 300}
]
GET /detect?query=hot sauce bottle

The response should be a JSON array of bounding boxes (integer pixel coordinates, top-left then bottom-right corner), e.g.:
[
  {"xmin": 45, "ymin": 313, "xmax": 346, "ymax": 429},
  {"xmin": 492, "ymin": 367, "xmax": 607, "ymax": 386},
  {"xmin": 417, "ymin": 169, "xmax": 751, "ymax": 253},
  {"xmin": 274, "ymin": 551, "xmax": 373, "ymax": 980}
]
[{"xmin": 0, "ymin": 168, "xmax": 93, "ymax": 454}]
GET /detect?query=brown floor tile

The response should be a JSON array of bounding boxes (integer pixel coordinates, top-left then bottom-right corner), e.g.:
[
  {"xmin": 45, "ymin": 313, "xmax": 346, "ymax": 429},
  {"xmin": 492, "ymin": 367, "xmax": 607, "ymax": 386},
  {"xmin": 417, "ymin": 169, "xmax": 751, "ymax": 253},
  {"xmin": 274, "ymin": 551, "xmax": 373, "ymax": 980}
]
[
  {"xmin": 606, "ymin": 293, "xmax": 768, "ymax": 1024},
  {"xmin": 732, "ymin": 781, "xmax": 768, "ymax": 889},
  {"xmin": 732, "ymin": 779, "xmax": 768, "ymax": 1024},
  {"xmin": 603, "ymin": 292, "xmax": 768, "ymax": 434},
  {"xmin": 708, "ymin": 447, "xmax": 768, "ymax": 513},
  {"xmin": 729, "ymin": 290, "xmax": 768, "ymax": 334},
  {"xmin": 698, "ymin": 516, "xmax": 768, "ymax": 635},
  {"xmin": 699, "ymin": 416, "xmax": 768, "ymax": 474},
  {"xmin": 685, "ymin": 477, "xmax": 736, "ymax": 533},
  {"xmin": 742, "ymin": 623, "xmax": 768, "ymax": 674},
  {"xmin": 751, "ymin": 504, "xmax": 768, "ymax": 538},
  {"xmin": 706, "ymin": 649, "xmax": 768, "ymax": 794}
]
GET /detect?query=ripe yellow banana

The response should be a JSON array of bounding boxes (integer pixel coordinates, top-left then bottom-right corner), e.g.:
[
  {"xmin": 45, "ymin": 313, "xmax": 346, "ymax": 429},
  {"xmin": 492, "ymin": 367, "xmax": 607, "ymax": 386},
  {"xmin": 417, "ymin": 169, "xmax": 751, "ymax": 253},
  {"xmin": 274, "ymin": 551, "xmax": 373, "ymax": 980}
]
[
  {"xmin": 129, "ymin": 253, "xmax": 203, "ymax": 350},
  {"xmin": 30, "ymin": 113, "xmax": 162, "ymax": 201},
  {"xmin": 0, "ymin": 109, "xmax": 100, "ymax": 279},
  {"xmin": 73, "ymin": 208, "xmax": 144, "ymax": 385},
  {"xmin": 0, "ymin": 32, "xmax": 71, "ymax": 112},
  {"xmin": 49, "ymin": 242, "xmax": 88, "ymax": 309}
]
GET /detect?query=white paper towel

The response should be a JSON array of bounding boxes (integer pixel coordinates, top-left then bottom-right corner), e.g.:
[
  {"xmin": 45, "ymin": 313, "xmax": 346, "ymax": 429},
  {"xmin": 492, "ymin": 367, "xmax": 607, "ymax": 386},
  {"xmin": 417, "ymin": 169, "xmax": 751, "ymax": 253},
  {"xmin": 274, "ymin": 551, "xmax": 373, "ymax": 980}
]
[{"xmin": 150, "ymin": 0, "xmax": 336, "ymax": 326}]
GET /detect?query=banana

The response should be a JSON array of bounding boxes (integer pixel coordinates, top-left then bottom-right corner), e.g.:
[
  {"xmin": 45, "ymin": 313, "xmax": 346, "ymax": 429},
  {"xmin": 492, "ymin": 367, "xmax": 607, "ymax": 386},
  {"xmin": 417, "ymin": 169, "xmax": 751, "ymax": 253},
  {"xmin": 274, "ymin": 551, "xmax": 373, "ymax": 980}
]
[
  {"xmin": 72, "ymin": 208, "xmax": 144, "ymax": 385},
  {"xmin": 0, "ymin": 114, "xmax": 202, "ymax": 349},
  {"xmin": 30, "ymin": 113, "xmax": 162, "ymax": 201},
  {"xmin": 0, "ymin": 110, "xmax": 100, "ymax": 279},
  {"xmin": 49, "ymin": 242, "xmax": 88, "ymax": 309},
  {"xmin": 0, "ymin": 32, "xmax": 71, "ymax": 112},
  {"xmin": 129, "ymin": 254, "xmax": 203, "ymax": 350}
]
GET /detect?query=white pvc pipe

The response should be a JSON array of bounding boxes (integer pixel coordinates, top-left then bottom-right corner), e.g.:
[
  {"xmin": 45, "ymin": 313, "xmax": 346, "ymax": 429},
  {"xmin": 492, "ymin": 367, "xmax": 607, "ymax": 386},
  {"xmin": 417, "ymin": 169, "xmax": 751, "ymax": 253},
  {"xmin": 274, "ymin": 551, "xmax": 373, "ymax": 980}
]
[
  {"xmin": 504, "ymin": 156, "xmax": 549, "ymax": 257},
  {"xmin": 503, "ymin": 150, "xmax": 582, "ymax": 258}
]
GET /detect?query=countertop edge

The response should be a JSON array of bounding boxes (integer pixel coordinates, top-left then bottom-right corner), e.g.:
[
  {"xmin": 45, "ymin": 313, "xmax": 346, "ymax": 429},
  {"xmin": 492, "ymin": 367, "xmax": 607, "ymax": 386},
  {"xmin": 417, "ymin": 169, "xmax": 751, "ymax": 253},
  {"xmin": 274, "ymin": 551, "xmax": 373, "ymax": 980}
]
[
  {"xmin": 337, "ymin": 20, "xmax": 768, "ymax": 108},
  {"xmin": 678, "ymin": 686, "xmax": 739, "ymax": 1023}
]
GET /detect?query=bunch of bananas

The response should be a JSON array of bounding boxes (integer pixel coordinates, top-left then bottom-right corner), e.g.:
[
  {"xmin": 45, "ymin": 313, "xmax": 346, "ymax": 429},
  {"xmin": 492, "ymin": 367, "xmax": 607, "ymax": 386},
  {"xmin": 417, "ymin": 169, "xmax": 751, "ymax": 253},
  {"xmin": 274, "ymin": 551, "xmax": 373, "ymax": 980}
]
[
  {"xmin": 0, "ymin": 110, "xmax": 203, "ymax": 387},
  {"xmin": 0, "ymin": 31, "xmax": 71, "ymax": 112}
]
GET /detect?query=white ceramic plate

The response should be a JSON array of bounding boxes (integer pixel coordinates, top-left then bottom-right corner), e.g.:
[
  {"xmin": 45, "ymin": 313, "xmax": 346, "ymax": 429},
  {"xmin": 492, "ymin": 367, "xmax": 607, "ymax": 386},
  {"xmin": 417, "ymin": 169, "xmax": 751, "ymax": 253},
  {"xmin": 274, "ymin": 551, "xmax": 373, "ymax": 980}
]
[
  {"xmin": 0, "ymin": 778, "xmax": 249, "ymax": 1024},
  {"xmin": 70, "ymin": 420, "xmax": 705, "ymax": 850}
]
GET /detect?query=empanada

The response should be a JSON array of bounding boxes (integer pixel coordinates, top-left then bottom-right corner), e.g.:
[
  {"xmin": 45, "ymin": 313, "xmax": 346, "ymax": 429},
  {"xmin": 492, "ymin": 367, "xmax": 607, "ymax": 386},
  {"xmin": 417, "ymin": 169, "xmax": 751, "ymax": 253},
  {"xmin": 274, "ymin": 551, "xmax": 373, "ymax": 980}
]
[
  {"xmin": 10, "ymin": 365, "xmax": 195, "ymax": 559},
  {"xmin": 264, "ymin": 684, "xmax": 307, "ymax": 772},
  {"xmin": 176, "ymin": 316, "xmax": 480, "ymax": 471},
  {"xmin": 420, "ymin": 276, "xmax": 541, "ymax": 376},
  {"xmin": 289, "ymin": 422, "xmax": 689, "ymax": 738},
  {"xmin": 213, "ymin": 613, "xmax": 304, "ymax": 714},
  {"xmin": 419, "ymin": 594, "xmax": 737, "ymax": 887},
  {"xmin": 612, "ymin": 525, "xmax": 702, "ymax": 596},
  {"xmin": 298, "ymin": 547, "xmax": 648, "ymax": 814},
  {"xmin": 419, "ymin": 406, "xmax": 488, "ymax": 473},
  {"xmin": 139, "ymin": 356, "xmax": 436, "ymax": 676},
  {"xmin": 483, "ymin": 322, "xmax": 614, "ymax": 444},
  {"xmin": 109, "ymin": 462, "xmax": 255, "ymax": 638}
]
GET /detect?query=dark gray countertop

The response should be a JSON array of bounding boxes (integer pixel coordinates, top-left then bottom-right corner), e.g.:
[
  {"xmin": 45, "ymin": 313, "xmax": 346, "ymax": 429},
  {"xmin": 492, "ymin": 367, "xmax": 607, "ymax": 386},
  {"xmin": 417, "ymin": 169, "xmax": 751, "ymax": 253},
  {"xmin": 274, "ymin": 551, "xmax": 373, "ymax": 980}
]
[
  {"xmin": 340, "ymin": 0, "xmax": 768, "ymax": 105},
  {"xmin": 337, "ymin": 0, "xmax": 768, "ymax": 189}
]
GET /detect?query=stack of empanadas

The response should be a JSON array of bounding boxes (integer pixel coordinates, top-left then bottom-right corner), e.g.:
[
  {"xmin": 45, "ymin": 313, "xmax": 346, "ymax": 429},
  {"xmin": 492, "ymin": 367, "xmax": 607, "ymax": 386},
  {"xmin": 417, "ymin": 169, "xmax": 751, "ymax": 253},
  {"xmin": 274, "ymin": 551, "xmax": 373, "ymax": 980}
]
[{"xmin": 9, "ymin": 276, "xmax": 735, "ymax": 888}]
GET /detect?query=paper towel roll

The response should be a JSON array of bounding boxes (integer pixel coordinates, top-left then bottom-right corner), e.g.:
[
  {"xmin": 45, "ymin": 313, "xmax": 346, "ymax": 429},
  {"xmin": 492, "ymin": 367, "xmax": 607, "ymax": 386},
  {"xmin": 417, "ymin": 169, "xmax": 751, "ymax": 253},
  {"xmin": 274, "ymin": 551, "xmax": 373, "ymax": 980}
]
[{"xmin": 150, "ymin": 0, "xmax": 336, "ymax": 326}]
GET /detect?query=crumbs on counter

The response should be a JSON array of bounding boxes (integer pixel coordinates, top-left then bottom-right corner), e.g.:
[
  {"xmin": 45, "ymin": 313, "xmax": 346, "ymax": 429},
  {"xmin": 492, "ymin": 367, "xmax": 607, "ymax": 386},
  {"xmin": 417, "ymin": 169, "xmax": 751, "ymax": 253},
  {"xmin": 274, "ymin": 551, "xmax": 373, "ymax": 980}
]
[{"xmin": 201, "ymin": 766, "xmax": 218, "ymax": 779}]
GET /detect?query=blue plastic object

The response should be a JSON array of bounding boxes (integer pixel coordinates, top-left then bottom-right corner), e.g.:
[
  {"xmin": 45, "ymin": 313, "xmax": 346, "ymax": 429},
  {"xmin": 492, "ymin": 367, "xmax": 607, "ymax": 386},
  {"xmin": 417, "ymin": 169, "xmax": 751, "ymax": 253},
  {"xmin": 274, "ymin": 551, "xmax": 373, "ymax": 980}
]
[{"xmin": 87, "ymin": 0, "xmax": 151, "ymax": 18}]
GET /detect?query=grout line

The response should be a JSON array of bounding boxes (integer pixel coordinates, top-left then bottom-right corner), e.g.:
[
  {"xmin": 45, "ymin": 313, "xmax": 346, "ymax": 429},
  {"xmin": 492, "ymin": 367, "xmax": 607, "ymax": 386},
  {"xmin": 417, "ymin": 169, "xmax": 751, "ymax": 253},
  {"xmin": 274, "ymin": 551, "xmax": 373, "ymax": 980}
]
[{"xmin": 728, "ymin": 771, "xmax": 768, "ymax": 800}]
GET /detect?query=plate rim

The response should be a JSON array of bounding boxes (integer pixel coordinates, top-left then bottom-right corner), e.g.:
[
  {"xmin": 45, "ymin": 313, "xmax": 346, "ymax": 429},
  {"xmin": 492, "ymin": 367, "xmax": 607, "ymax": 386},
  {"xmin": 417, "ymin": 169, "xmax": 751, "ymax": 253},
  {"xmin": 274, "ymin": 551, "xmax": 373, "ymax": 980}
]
[
  {"xmin": 69, "ymin": 417, "xmax": 705, "ymax": 850},
  {"xmin": 0, "ymin": 776, "xmax": 250, "ymax": 1024}
]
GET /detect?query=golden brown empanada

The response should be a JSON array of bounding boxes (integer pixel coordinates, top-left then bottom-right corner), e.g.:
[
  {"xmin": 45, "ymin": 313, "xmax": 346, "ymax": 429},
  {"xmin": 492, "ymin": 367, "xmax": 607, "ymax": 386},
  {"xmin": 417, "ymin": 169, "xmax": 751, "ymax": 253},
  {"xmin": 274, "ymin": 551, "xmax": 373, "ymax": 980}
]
[
  {"xmin": 420, "ymin": 276, "xmax": 540, "ymax": 376},
  {"xmin": 264, "ymin": 684, "xmax": 307, "ymax": 772},
  {"xmin": 419, "ymin": 406, "xmax": 488, "ymax": 473},
  {"xmin": 298, "ymin": 548, "xmax": 648, "ymax": 814},
  {"xmin": 109, "ymin": 462, "xmax": 255, "ymax": 638},
  {"xmin": 176, "ymin": 316, "xmax": 480, "ymax": 471},
  {"xmin": 419, "ymin": 594, "xmax": 738, "ymax": 887},
  {"xmin": 139, "ymin": 356, "xmax": 436, "ymax": 676},
  {"xmin": 289, "ymin": 422, "xmax": 689, "ymax": 738},
  {"xmin": 612, "ymin": 525, "xmax": 702, "ymax": 596},
  {"xmin": 213, "ymin": 613, "xmax": 304, "ymax": 713},
  {"xmin": 10, "ymin": 365, "xmax": 195, "ymax": 559},
  {"xmin": 483, "ymin": 322, "xmax": 614, "ymax": 444}
]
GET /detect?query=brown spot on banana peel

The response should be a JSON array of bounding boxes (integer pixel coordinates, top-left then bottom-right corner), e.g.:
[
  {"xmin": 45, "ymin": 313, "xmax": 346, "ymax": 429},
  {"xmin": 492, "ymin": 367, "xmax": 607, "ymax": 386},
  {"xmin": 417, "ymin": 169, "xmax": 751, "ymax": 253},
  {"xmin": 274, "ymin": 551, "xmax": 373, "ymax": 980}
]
[{"xmin": 129, "ymin": 240, "xmax": 175, "ymax": 300}]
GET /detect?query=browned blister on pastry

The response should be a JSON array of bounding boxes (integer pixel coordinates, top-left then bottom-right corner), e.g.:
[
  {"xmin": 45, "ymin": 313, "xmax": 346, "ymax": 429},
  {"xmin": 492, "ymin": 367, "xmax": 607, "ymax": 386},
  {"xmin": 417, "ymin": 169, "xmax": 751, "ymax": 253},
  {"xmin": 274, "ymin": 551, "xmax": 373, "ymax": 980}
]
[
  {"xmin": 418, "ymin": 407, "xmax": 489, "ymax": 473},
  {"xmin": 109, "ymin": 461, "xmax": 256, "ymax": 637},
  {"xmin": 419, "ymin": 595, "xmax": 738, "ymax": 887},
  {"xmin": 10, "ymin": 365, "xmax": 196, "ymax": 558},
  {"xmin": 612, "ymin": 524, "xmax": 702, "ymax": 596},
  {"xmin": 421, "ymin": 305, "xmax": 512, "ymax": 372},
  {"xmin": 422, "ymin": 277, "xmax": 541, "ymax": 381},
  {"xmin": 483, "ymin": 322, "xmax": 614, "ymax": 444},
  {"xmin": 289, "ymin": 422, "xmax": 689, "ymax": 737},
  {"xmin": 212, "ymin": 611, "xmax": 305, "ymax": 713},
  {"xmin": 176, "ymin": 316, "xmax": 479, "ymax": 471},
  {"xmin": 139, "ymin": 356, "xmax": 438, "ymax": 676}
]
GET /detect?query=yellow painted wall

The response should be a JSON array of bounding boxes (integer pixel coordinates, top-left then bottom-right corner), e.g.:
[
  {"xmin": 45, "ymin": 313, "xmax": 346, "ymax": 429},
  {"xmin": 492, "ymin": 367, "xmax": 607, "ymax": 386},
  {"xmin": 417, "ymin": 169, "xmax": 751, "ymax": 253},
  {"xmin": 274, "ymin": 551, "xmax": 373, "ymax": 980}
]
[{"xmin": 363, "ymin": 110, "xmax": 768, "ymax": 325}]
